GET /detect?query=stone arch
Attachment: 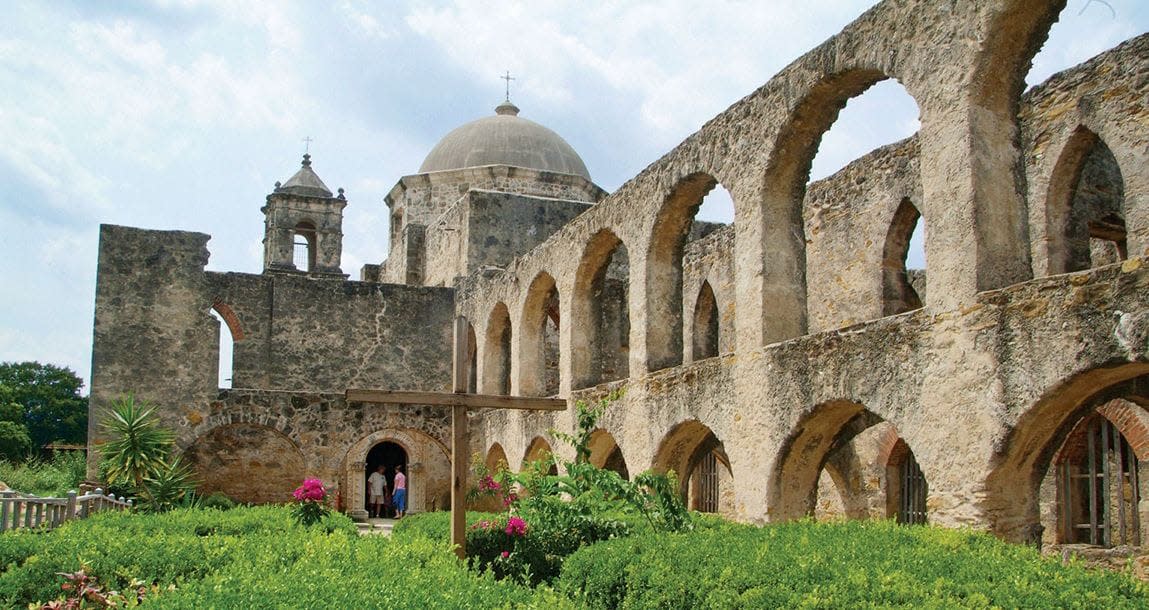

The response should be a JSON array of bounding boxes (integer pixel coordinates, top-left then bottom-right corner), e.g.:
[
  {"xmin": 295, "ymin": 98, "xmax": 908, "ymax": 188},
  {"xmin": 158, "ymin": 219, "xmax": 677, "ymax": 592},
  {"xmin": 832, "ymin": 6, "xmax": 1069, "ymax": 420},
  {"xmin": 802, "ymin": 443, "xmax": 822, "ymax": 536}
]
[
  {"xmin": 985, "ymin": 363, "xmax": 1149, "ymax": 542},
  {"xmin": 183, "ymin": 423, "xmax": 304, "ymax": 504},
  {"xmin": 762, "ymin": 70, "xmax": 922, "ymax": 340},
  {"xmin": 518, "ymin": 271, "xmax": 560, "ymax": 397},
  {"xmin": 881, "ymin": 198, "xmax": 924, "ymax": 316},
  {"xmin": 587, "ymin": 428, "xmax": 629, "ymax": 480},
  {"xmin": 522, "ymin": 436, "xmax": 558, "ymax": 475},
  {"xmin": 959, "ymin": 1, "xmax": 1065, "ymax": 292},
  {"xmin": 646, "ymin": 172, "xmax": 723, "ymax": 372},
  {"xmin": 342, "ymin": 427, "xmax": 452, "ymax": 519},
  {"xmin": 652, "ymin": 418, "xmax": 733, "ymax": 514},
  {"xmin": 1045, "ymin": 126, "xmax": 1127, "ymax": 274},
  {"xmin": 482, "ymin": 302, "xmax": 512, "ymax": 395},
  {"xmin": 691, "ymin": 280, "xmax": 719, "ymax": 361},
  {"xmin": 571, "ymin": 229, "xmax": 630, "ymax": 389},
  {"xmin": 210, "ymin": 299, "xmax": 245, "ymax": 341},
  {"xmin": 768, "ymin": 399, "xmax": 903, "ymax": 521},
  {"xmin": 485, "ymin": 442, "xmax": 510, "ymax": 472}
]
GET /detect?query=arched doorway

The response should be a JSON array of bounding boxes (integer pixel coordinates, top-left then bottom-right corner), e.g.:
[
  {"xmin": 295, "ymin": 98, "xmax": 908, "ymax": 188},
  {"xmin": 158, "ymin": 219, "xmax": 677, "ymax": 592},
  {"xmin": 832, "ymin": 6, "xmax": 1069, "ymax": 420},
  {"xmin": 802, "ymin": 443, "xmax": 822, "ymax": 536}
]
[{"xmin": 364, "ymin": 441, "xmax": 408, "ymax": 518}]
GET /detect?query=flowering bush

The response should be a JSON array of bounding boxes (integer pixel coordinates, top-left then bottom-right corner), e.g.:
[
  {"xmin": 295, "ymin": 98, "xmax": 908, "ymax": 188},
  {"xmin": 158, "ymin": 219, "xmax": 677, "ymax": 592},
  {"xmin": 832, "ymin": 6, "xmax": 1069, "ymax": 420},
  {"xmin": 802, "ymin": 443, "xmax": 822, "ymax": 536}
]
[
  {"xmin": 505, "ymin": 516, "xmax": 528, "ymax": 537},
  {"xmin": 291, "ymin": 478, "xmax": 330, "ymax": 526}
]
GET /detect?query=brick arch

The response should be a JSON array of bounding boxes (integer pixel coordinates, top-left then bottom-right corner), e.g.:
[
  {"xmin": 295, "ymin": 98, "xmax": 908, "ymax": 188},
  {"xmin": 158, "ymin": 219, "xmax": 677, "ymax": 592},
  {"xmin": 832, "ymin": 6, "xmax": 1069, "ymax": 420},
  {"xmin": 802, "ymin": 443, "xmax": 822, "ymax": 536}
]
[
  {"xmin": 984, "ymin": 362, "xmax": 1149, "ymax": 542},
  {"xmin": 1057, "ymin": 398, "xmax": 1149, "ymax": 463},
  {"xmin": 481, "ymin": 302, "xmax": 512, "ymax": 395},
  {"xmin": 185, "ymin": 409, "xmax": 302, "ymax": 451},
  {"xmin": 570, "ymin": 228, "xmax": 630, "ymax": 390},
  {"xmin": 518, "ymin": 271, "xmax": 559, "ymax": 397},
  {"xmin": 183, "ymin": 422, "xmax": 304, "ymax": 504},
  {"xmin": 210, "ymin": 298, "xmax": 245, "ymax": 341}
]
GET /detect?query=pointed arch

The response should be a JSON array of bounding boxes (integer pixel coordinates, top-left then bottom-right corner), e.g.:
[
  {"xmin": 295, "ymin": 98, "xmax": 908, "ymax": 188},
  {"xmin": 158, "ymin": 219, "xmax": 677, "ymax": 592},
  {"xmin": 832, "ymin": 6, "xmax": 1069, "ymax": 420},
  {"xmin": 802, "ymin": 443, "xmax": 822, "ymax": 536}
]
[
  {"xmin": 652, "ymin": 419, "xmax": 732, "ymax": 513},
  {"xmin": 646, "ymin": 173, "xmax": 720, "ymax": 372},
  {"xmin": 482, "ymin": 302, "xmax": 512, "ymax": 396},
  {"xmin": 519, "ymin": 272, "xmax": 560, "ymax": 397},
  {"xmin": 571, "ymin": 229, "xmax": 630, "ymax": 389},
  {"xmin": 1045, "ymin": 127, "xmax": 1127, "ymax": 274},
  {"xmin": 691, "ymin": 280, "xmax": 719, "ymax": 361},
  {"xmin": 522, "ymin": 436, "xmax": 558, "ymax": 475},
  {"xmin": 881, "ymin": 198, "xmax": 924, "ymax": 316},
  {"xmin": 588, "ymin": 428, "xmax": 629, "ymax": 480}
]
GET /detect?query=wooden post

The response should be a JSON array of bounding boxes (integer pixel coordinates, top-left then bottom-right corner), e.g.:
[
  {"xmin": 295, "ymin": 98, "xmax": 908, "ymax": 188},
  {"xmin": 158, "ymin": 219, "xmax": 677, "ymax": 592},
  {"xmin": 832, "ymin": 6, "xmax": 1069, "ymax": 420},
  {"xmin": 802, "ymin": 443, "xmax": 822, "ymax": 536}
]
[
  {"xmin": 65, "ymin": 491, "xmax": 77, "ymax": 522},
  {"xmin": 451, "ymin": 316, "xmax": 470, "ymax": 559}
]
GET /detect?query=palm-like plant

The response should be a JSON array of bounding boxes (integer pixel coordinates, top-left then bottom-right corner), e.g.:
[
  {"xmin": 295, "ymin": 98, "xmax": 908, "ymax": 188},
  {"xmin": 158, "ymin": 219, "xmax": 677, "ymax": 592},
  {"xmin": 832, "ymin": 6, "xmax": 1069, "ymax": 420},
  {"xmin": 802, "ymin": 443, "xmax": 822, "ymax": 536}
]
[
  {"xmin": 100, "ymin": 396, "xmax": 174, "ymax": 490},
  {"xmin": 141, "ymin": 455, "xmax": 199, "ymax": 512}
]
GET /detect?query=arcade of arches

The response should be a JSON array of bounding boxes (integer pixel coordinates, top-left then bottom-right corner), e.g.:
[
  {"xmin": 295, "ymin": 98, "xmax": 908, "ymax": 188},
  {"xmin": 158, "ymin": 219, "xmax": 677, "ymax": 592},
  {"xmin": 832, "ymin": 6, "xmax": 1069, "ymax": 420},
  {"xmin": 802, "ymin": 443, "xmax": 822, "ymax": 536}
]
[{"xmin": 89, "ymin": 1, "xmax": 1149, "ymax": 557}]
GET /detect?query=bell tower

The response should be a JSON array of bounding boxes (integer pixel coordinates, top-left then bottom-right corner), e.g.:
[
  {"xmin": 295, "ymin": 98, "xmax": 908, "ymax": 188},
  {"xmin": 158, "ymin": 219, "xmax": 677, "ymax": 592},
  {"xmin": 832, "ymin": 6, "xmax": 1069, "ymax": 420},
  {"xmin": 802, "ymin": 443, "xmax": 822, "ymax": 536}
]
[{"xmin": 262, "ymin": 154, "xmax": 347, "ymax": 276}]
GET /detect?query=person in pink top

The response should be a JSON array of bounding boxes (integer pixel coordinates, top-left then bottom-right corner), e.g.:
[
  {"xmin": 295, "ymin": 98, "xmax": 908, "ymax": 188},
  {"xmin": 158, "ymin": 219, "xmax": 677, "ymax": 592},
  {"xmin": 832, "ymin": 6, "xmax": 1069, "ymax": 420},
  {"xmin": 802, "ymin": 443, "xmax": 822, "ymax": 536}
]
[{"xmin": 393, "ymin": 465, "xmax": 407, "ymax": 518}]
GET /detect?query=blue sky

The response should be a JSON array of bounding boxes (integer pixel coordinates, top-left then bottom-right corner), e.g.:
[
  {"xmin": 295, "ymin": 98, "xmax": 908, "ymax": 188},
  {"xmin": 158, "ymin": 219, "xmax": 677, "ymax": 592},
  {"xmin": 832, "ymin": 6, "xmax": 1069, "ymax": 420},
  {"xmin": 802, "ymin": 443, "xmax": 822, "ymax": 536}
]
[{"xmin": 1, "ymin": 0, "xmax": 1145, "ymax": 390}]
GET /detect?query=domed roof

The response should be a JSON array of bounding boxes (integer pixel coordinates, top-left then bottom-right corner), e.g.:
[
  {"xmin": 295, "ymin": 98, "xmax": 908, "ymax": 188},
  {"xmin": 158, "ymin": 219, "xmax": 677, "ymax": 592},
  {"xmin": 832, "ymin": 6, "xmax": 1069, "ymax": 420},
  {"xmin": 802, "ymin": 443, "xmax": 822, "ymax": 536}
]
[
  {"xmin": 418, "ymin": 101, "xmax": 591, "ymax": 180},
  {"xmin": 277, "ymin": 154, "xmax": 333, "ymax": 198}
]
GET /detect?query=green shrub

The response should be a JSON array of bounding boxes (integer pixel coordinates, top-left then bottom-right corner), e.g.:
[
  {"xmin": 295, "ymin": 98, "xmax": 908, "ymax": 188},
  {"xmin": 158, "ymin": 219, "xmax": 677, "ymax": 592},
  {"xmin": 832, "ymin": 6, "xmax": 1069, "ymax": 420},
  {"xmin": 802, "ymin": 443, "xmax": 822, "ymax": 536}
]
[
  {"xmin": 390, "ymin": 510, "xmax": 503, "ymax": 542},
  {"xmin": 0, "ymin": 421, "xmax": 32, "ymax": 461},
  {"xmin": 558, "ymin": 519, "xmax": 1149, "ymax": 609},
  {"xmin": 199, "ymin": 491, "xmax": 238, "ymax": 510},
  {"xmin": 0, "ymin": 450, "xmax": 86, "ymax": 496}
]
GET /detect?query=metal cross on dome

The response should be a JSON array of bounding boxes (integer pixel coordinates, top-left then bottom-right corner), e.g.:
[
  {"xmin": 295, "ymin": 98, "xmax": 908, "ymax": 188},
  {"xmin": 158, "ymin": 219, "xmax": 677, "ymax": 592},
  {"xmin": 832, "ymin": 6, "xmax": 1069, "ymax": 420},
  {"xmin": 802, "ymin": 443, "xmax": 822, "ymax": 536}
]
[
  {"xmin": 302, "ymin": 136, "xmax": 314, "ymax": 154},
  {"xmin": 501, "ymin": 70, "xmax": 515, "ymax": 101}
]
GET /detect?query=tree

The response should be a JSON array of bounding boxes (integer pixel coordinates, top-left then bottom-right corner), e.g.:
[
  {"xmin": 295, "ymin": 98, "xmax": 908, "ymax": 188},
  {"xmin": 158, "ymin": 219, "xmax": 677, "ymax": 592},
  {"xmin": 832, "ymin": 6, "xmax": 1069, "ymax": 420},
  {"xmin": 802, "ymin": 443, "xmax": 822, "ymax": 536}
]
[
  {"xmin": 0, "ymin": 421, "xmax": 32, "ymax": 460},
  {"xmin": 0, "ymin": 362, "xmax": 88, "ymax": 451}
]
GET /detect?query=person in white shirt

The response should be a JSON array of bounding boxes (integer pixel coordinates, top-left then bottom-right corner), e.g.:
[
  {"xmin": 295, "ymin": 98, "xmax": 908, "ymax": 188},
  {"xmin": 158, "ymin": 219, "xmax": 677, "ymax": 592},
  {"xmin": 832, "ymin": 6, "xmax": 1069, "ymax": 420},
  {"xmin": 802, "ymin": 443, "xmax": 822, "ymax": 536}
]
[{"xmin": 367, "ymin": 465, "xmax": 387, "ymax": 518}]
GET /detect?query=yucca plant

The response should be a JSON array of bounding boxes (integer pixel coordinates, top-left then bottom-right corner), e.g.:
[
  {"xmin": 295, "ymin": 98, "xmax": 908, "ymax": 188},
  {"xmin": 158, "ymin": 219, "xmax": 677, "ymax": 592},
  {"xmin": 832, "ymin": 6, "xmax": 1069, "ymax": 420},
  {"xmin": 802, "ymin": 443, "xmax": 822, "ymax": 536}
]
[
  {"xmin": 99, "ymin": 396, "xmax": 174, "ymax": 491},
  {"xmin": 140, "ymin": 455, "xmax": 199, "ymax": 513}
]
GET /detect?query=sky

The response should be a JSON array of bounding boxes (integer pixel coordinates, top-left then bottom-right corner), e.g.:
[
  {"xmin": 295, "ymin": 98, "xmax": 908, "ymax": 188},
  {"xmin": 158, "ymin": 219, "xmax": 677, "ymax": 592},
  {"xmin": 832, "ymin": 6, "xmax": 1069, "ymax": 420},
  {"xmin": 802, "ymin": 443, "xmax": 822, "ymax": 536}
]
[{"xmin": 1, "ymin": 0, "xmax": 1145, "ymax": 392}]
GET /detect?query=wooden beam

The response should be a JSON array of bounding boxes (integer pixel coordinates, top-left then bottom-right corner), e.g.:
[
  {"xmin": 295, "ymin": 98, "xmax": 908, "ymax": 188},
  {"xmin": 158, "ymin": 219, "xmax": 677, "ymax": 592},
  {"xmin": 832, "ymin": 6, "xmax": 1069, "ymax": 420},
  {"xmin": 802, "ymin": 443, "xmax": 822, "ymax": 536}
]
[
  {"xmin": 346, "ymin": 389, "xmax": 566, "ymax": 411},
  {"xmin": 450, "ymin": 404, "xmax": 467, "ymax": 559}
]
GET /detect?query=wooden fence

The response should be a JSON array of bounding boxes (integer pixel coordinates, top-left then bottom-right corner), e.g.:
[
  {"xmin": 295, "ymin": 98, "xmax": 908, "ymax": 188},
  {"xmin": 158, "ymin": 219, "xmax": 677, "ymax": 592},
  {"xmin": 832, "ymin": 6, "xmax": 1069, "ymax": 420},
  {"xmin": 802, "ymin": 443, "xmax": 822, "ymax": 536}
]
[{"xmin": 0, "ymin": 489, "xmax": 132, "ymax": 532}]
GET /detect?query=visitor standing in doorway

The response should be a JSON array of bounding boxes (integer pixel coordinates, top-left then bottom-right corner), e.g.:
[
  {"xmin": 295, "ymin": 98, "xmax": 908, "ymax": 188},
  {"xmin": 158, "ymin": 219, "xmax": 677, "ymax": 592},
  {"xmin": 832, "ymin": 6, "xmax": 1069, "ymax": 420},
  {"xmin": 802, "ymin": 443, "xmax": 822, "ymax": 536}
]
[
  {"xmin": 393, "ymin": 465, "xmax": 407, "ymax": 518},
  {"xmin": 368, "ymin": 465, "xmax": 386, "ymax": 518}
]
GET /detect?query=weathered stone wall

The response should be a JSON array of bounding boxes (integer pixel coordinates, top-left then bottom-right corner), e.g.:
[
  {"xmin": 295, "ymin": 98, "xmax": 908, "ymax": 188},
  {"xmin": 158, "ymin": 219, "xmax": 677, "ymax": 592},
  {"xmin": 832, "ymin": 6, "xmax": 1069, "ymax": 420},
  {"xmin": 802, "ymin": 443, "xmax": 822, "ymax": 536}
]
[{"xmin": 177, "ymin": 389, "xmax": 453, "ymax": 516}]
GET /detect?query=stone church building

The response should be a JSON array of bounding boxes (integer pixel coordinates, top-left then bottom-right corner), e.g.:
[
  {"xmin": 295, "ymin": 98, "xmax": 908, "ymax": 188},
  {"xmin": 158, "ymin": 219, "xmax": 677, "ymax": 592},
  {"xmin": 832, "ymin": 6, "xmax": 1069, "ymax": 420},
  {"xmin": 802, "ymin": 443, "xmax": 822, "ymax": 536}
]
[{"xmin": 90, "ymin": 0, "xmax": 1149, "ymax": 547}]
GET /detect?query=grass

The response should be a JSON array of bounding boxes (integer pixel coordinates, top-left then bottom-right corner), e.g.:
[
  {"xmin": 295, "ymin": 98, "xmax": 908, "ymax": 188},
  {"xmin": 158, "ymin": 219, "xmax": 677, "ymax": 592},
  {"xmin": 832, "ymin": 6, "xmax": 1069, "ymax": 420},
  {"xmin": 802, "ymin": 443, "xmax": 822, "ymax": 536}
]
[{"xmin": 0, "ymin": 451, "xmax": 86, "ymax": 497}]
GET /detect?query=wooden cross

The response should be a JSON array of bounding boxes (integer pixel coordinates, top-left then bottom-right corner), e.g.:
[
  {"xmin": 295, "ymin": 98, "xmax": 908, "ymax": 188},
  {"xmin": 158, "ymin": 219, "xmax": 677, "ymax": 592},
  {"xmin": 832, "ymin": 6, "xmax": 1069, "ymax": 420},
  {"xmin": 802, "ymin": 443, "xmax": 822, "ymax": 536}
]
[{"xmin": 347, "ymin": 316, "xmax": 565, "ymax": 559}]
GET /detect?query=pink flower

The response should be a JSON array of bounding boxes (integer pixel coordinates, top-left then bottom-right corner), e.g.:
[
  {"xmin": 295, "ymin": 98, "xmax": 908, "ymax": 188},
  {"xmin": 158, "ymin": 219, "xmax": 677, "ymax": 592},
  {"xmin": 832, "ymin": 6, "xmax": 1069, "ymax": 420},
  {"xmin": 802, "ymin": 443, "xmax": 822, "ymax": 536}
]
[
  {"xmin": 500, "ymin": 551, "xmax": 510, "ymax": 559},
  {"xmin": 292, "ymin": 478, "xmax": 327, "ymax": 502},
  {"xmin": 502, "ymin": 492, "xmax": 519, "ymax": 508},
  {"xmin": 505, "ymin": 515, "xmax": 528, "ymax": 537},
  {"xmin": 479, "ymin": 475, "xmax": 501, "ymax": 492}
]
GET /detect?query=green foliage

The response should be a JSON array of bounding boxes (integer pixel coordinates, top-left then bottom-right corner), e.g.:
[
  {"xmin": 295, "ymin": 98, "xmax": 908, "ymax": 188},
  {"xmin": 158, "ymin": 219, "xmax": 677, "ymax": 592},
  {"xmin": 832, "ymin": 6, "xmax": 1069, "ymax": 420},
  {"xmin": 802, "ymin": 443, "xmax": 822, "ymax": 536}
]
[
  {"xmin": 98, "ymin": 396, "xmax": 196, "ymax": 512},
  {"xmin": 0, "ymin": 451, "xmax": 86, "ymax": 496},
  {"xmin": 0, "ymin": 420, "xmax": 33, "ymax": 461},
  {"xmin": 199, "ymin": 492, "xmax": 237, "ymax": 511},
  {"xmin": 0, "ymin": 361, "xmax": 88, "ymax": 451},
  {"xmin": 99, "ymin": 396, "xmax": 173, "ymax": 490},
  {"xmin": 0, "ymin": 506, "xmax": 568, "ymax": 609},
  {"xmin": 464, "ymin": 392, "xmax": 687, "ymax": 585},
  {"xmin": 558, "ymin": 519, "xmax": 1149, "ymax": 609},
  {"xmin": 390, "ymin": 510, "xmax": 503, "ymax": 542}
]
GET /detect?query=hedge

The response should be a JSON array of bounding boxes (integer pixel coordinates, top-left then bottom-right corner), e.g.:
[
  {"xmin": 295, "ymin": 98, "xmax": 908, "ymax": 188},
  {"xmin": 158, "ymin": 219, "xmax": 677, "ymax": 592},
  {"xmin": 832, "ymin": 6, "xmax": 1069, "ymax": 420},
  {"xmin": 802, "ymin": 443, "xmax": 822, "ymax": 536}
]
[{"xmin": 558, "ymin": 519, "xmax": 1149, "ymax": 609}]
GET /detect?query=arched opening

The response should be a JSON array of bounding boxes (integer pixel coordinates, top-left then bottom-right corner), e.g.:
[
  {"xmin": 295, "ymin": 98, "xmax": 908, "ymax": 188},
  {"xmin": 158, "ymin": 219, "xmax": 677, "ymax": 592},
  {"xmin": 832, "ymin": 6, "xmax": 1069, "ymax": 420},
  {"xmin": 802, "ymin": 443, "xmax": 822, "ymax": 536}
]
[
  {"xmin": 883, "ymin": 438, "xmax": 928, "ymax": 525},
  {"xmin": 985, "ymin": 364, "xmax": 1149, "ymax": 544},
  {"xmin": 471, "ymin": 442, "xmax": 510, "ymax": 511},
  {"xmin": 519, "ymin": 272, "xmax": 561, "ymax": 397},
  {"xmin": 208, "ymin": 300, "xmax": 245, "ymax": 389},
  {"xmin": 881, "ymin": 198, "xmax": 926, "ymax": 315},
  {"xmin": 1050, "ymin": 408, "xmax": 1143, "ymax": 546},
  {"xmin": 293, "ymin": 221, "xmax": 317, "ymax": 272},
  {"xmin": 1046, "ymin": 127, "xmax": 1127, "ymax": 274},
  {"xmin": 588, "ymin": 428, "xmax": 629, "ymax": 480},
  {"xmin": 691, "ymin": 280, "xmax": 719, "ymax": 361},
  {"xmin": 571, "ymin": 230, "xmax": 630, "ymax": 389},
  {"xmin": 522, "ymin": 436, "xmax": 558, "ymax": 476},
  {"xmin": 482, "ymin": 303, "xmax": 512, "ymax": 395},
  {"xmin": 653, "ymin": 419, "xmax": 733, "ymax": 515},
  {"xmin": 485, "ymin": 443, "xmax": 509, "ymax": 473},
  {"xmin": 770, "ymin": 400, "xmax": 923, "ymax": 522},
  {"xmin": 365, "ymin": 441, "xmax": 408, "ymax": 518},
  {"xmin": 184, "ymin": 423, "xmax": 303, "ymax": 504},
  {"xmin": 647, "ymin": 176, "xmax": 733, "ymax": 372}
]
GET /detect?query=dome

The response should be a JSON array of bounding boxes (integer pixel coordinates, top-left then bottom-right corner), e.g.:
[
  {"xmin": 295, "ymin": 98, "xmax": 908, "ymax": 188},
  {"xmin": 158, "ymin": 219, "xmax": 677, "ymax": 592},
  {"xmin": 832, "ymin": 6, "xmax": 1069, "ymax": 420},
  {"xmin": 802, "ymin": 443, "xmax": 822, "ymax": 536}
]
[{"xmin": 418, "ymin": 101, "xmax": 591, "ymax": 180}]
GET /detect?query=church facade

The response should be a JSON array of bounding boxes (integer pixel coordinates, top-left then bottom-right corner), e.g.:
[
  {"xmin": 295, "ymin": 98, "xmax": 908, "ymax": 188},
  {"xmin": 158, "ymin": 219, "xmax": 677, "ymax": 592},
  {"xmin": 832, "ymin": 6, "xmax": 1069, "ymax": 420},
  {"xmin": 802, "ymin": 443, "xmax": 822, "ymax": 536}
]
[{"xmin": 90, "ymin": 0, "xmax": 1149, "ymax": 547}]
